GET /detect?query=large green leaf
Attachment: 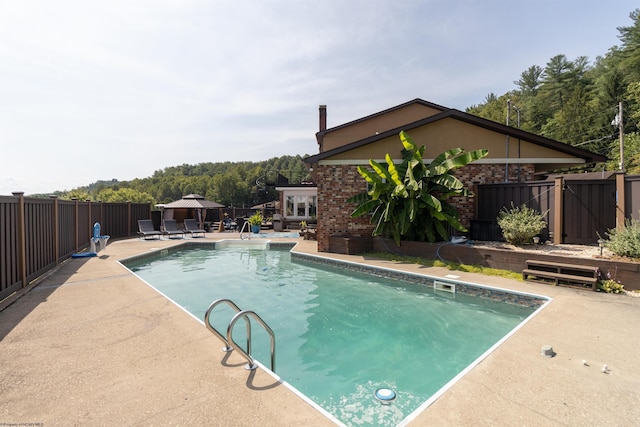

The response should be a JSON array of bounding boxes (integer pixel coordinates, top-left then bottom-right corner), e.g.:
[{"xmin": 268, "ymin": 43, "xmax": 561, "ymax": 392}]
[
  {"xmin": 432, "ymin": 174, "xmax": 465, "ymax": 191},
  {"xmin": 369, "ymin": 159, "xmax": 392, "ymax": 182},
  {"xmin": 349, "ymin": 131, "xmax": 486, "ymax": 244},
  {"xmin": 431, "ymin": 149, "xmax": 489, "ymax": 174},
  {"xmin": 350, "ymin": 198, "xmax": 380, "ymax": 217},
  {"xmin": 347, "ymin": 191, "xmax": 369, "ymax": 204},
  {"xmin": 399, "ymin": 130, "xmax": 416, "ymax": 151},
  {"xmin": 356, "ymin": 165, "xmax": 379, "ymax": 184},
  {"xmin": 420, "ymin": 193, "xmax": 442, "ymax": 211},
  {"xmin": 387, "ymin": 154, "xmax": 403, "ymax": 186}
]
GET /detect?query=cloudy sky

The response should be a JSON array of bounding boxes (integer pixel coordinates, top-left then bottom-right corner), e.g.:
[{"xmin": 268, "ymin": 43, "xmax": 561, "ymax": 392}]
[{"xmin": 1, "ymin": 0, "xmax": 636, "ymax": 195}]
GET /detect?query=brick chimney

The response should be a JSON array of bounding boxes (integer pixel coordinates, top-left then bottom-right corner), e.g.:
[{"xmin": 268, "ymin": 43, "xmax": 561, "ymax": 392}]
[
  {"xmin": 316, "ymin": 105, "xmax": 327, "ymax": 151},
  {"xmin": 319, "ymin": 105, "xmax": 327, "ymax": 132}
]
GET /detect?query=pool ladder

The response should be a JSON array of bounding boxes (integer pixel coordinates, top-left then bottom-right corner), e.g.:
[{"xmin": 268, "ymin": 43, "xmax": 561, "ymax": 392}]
[
  {"xmin": 239, "ymin": 221, "xmax": 252, "ymax": 240},
  {"xmin": 204, "ymin": 298, "xmax": 276, "ymax": 372}
]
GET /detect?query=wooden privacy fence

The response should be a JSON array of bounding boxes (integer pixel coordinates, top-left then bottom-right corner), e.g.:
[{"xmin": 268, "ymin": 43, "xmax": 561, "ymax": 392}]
[
  {"xmin": 472, "ymin": 173, "xmax": 639, "ymax": 245},
  {"xmin": 0, "ymin": 192, "xmax": 152, "ymax": 302}
]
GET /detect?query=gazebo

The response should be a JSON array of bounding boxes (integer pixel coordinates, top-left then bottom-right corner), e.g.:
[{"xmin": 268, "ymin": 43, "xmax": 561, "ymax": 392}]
[{"xmin": 157, "ymin": 194, "xmax": 224, "ymax": 230}]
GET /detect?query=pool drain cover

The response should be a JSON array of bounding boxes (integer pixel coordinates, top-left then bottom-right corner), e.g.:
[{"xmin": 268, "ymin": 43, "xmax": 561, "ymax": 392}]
[{"xmin": 374, "ymin": 388, "xmax": 397, "ymax": 404}]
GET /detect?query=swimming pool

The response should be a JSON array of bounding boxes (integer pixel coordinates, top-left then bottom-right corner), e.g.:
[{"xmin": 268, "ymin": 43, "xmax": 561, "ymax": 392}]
[{"xmin": 123, "ymin": 243, "xmax": 548, "ymax": 426}]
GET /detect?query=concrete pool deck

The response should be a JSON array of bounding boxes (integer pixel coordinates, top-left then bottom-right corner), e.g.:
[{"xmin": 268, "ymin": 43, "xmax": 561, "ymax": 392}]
[{"xmin": 1, "ymin": 234, "xmax": 639, "ymax": 426}]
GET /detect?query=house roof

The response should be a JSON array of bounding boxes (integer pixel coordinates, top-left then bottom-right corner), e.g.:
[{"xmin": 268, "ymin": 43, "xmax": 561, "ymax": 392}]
[
  {"xmin": 314, "ymin": 98, "xmax": 447, "ymax": 143},
  {"xmin": 306, "ymin": 99, "xmax": 607, "ymax": 165}
]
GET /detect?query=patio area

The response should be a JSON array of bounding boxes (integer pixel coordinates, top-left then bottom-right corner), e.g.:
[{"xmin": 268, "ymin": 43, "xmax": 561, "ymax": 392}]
[{"xmin": 1, "ymin": 233, "xmax": 639, "ymax": 426}]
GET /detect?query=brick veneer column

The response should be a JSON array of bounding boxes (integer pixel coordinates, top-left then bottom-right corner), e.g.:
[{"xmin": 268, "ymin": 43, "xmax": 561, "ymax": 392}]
[{"xmin": 316, "ymin": 164, "xmax": 373, "ymax": 251}]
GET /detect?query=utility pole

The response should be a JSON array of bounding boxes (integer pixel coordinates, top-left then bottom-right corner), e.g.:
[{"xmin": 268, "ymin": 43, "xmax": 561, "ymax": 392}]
[{"xmin": 618, "ymin": 101, "xmax": 625, "ymax": 172}]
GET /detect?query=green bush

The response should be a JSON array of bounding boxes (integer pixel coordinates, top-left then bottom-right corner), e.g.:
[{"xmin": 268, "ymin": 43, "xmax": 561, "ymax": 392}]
[
  {"xmin": 606, "ymin": 218, "xmax": 640, "ymax": 259},
  {"xmin": 598, "ymin": 279, "xmax": 625, "ymax": 293},
  {"xmin": 497, "ymin": 203, "xmax": 547, "ymax": 245}
]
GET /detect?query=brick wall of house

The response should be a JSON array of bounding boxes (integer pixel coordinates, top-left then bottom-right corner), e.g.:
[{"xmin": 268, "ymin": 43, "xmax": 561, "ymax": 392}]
[
  {"xmin": 316, "ymin": 164, "xmax": 374, "ymax": 251},
  {"xmin": 315, "ymin": 162, "xmax": 536, "ymax": 252}
]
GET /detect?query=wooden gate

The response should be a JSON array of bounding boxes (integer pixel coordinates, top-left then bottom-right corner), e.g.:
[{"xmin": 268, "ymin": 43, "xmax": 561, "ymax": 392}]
[{"xmin": 561, "ymin": 180, "xmax": 616, "ymax": 244}]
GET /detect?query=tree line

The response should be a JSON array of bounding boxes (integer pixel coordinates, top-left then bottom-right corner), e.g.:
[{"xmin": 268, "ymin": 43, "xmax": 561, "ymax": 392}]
[
  {"xmin": 467, "ymin": 8, "xmax": 640, "ymax": 173},
  {"xmin": 54, "ymin": 155, "xmax": 311, "ymax": 207}
]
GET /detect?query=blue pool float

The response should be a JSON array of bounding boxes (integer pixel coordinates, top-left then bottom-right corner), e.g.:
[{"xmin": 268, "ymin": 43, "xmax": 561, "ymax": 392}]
[{"xmin": 71, "ymin": 252, "xmax": 97, "ymax": 258}]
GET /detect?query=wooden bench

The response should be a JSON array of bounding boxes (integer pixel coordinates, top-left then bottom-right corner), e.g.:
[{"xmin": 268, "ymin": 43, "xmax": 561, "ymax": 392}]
[{"xmin": 522, "ymin": 260, "xmax": 599, "ymax": 291}]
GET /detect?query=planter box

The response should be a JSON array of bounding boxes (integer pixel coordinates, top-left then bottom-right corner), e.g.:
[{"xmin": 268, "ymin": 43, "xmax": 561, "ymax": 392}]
[
  {"xmin": 329, "ymin": 235, "xmax": 373, "ymax": 255},
  {"xmin": 371, "ymin": 238, "xmax": 640, "ymax": 291}
]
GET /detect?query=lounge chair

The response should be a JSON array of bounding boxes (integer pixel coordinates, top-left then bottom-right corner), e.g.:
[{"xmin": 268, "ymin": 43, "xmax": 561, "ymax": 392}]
[
  {"xmin": 138, "ymin": 219, "xmax": 161, "ymax": 240},
  {"xmin": 163, "ymin": 219, "xmax": 185, "ymax": 239},
  {"xmin": 184, "ymin": 218, "xmax": 206, "ymax": 238}
]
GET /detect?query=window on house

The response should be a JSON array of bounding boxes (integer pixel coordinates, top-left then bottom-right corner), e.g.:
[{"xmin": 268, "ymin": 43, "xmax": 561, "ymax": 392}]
[
  {"xmin": 283, "ymin": 192, "xmax": 317, "ymax": 218},
  {"xmin": 286, "ymin": 195, "xmax": 295, "ymax": 216},
  {"xmin": 309, "ymin": 196, "xmax": 317, "ymax": 218},
  {"xmin": 296, "ymin": 195, "xmax": 306, "ymax": 216}
]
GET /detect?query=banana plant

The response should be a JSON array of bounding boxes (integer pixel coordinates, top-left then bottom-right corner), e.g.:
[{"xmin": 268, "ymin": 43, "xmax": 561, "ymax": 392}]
[{"xmin": 348, "ymin": 131, "xmax": 489, "ymax": 244}]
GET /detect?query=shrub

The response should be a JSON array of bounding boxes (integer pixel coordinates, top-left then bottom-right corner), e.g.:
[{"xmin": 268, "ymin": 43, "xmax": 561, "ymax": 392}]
[
  {"xmin": 247, "ymin": 211, "xmax": 263, "ymax": 226},
  {"xmin": 497, "ymin": 203, "xmax": 547, "ymax": 245},
  {"xmin": 598, "ymin": 279, "xmax": 625, "ymax": 293},
  {"xmin": 606, "ymin": 218, "xmax": 640, "ymax": 259},
  {"xmin": 597, "ymin": 270, "xmax": 625, "ymax": 293}
]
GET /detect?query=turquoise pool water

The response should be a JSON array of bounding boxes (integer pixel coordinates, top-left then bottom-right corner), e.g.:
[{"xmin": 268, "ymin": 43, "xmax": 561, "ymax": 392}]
[{"xmin": 125, "ymin": 245, "xmax": 540, "ymax": 427}]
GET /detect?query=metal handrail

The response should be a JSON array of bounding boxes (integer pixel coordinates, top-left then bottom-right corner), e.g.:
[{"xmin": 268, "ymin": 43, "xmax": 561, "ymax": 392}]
[
  {"xmin": 204, "ymin": 298, "xmax": 250, "ymax": 352},
  {"xmin": 239, "ymin": 220, "xmax": 251, "ymax": 240},
  {"xmin": 226, "ymin": 310, "xmax": 276, "ymax": 372}
]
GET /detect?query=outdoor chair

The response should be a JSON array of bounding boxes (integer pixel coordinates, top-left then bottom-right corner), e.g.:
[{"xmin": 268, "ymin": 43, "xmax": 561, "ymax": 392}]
[
  {"xmin": 235, "ymin": 217, "xmax": 246, "ymax": 232},
  {"xmin": 163, "ymin": 219, "xmax": 185, "ymax": 239},
  {"xmin": 138, "ymin": 219, "xmax": 161, "ymax": 240},
  {"xmin": 184, "ymin": 218, "xmax": 206, "ymax": 238}
]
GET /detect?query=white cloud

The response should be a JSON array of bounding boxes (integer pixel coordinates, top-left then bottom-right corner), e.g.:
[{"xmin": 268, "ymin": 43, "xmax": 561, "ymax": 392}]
[{"xmin": 0, "ymin": 0, "xmax": 636, "ymax": 194}]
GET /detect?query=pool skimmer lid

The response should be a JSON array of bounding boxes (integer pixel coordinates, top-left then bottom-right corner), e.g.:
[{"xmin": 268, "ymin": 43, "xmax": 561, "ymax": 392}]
[{"xmin": 374, "ymin": 388, "xmax": 397, "ymax": 404}]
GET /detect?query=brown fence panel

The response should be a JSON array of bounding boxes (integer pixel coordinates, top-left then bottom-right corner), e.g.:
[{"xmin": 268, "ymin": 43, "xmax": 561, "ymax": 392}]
[
  {"xmin": 23, "ymin": 197, "xmax": 57, "ymax": 283},
  {"xmin": 1, "ymin": 196, "xmax": 161, "ymax": 305},
  {"xmin": 474, "ymin": 181, "xmax": 554, "ymax": 241},
  {"xmin": 58, "ymin": 200, "xmax": 77, "ymax": 259},
  {"xmin": 0, "ymin": 196, "xmax": 21, "ymax": 300},
  {"xmin": 102, "ymin": 203, "xmax": 127, "ymax": 238},
  {"xmin": 475, "ymin": 178, "xmax": 633, "ymax": 244},
  {"xmin": 562, "ymin": 180, "xmax": 616, "ymax": 244},
  {"xmin": 77, "ymin": 201, "xmax": 91, "ymax": 250},
  {"xmin": 476, "ymin": 181, "xmax": 554, "ymax": 219},
  {"xmin": 131, "ymin": 203, "xmax": 151, "ymax": 236},
  {"xmin": 626, "ymin": 176, "xmax": 640, "ymax": 221},
  {"xmin": 90, "ymin": 202, "xmax": 103, "ymax": 234}
]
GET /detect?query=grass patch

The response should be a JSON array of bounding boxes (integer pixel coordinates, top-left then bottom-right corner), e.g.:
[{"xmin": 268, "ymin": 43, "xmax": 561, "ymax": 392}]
[{"xmin": 364, "ymin": 252, "xmax": 523, "ymax": 281}]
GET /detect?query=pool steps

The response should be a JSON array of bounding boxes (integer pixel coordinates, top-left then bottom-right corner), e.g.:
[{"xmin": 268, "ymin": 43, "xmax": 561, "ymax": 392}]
[{"xmin": 204, "ymin": 298, "xmax": 276, "ymax": 373}]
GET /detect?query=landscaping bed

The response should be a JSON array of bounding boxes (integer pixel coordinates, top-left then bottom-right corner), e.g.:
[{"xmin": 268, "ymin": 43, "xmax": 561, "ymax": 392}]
[{"xmin": 363, "ymin": 237, "xmax": 640, "ymax": 291}]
